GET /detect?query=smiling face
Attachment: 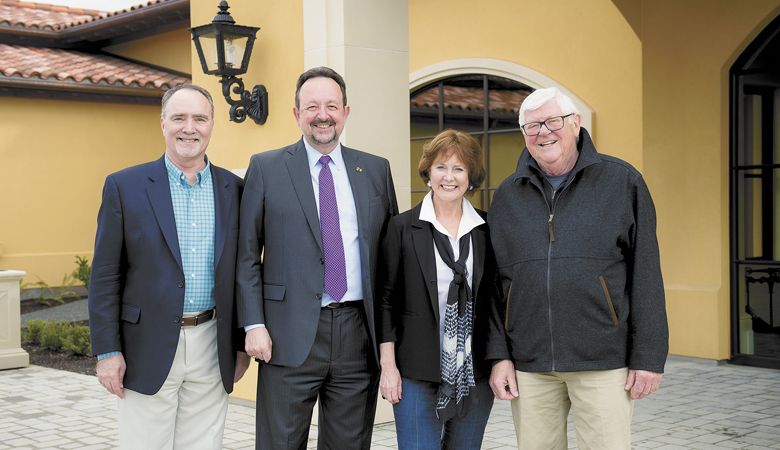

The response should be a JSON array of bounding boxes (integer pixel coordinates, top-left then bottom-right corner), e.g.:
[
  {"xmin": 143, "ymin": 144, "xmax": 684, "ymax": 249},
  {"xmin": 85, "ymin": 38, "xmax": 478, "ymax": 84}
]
[
  {"xmin": 523, "ymin": 99, "xmax": 581, "ymax": 176},
  {"xmin": 293, "ymin": 76, "xmax": 350, "ymax": 154},
  {"xmin": 160, "ymin": 88, "xmax": 213, "ymax": 166},
  {"xmin": 429, "ymin": 150, "xmax": 469, "ymax": 205}
]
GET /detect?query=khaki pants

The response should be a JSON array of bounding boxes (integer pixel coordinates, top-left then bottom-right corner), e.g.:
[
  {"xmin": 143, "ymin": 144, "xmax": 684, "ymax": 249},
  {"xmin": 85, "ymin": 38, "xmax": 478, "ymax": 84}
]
[
  {"xmin": 118, "ymin": 318, "xmax": 228, "ymax": 450},
  {"xmin": 511, "ymin": 368, "xmax": 633, "ymax": 450}
]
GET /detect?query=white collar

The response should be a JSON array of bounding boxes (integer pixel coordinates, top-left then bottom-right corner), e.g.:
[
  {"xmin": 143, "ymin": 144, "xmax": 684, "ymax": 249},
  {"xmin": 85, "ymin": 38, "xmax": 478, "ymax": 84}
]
[
  {"xmin": 303, "ymin": 139, "xmax": 344, "ymax": 170},
  {"xmin": 419, "ymin": 191, "xmax": 484, "ymax": 240}
]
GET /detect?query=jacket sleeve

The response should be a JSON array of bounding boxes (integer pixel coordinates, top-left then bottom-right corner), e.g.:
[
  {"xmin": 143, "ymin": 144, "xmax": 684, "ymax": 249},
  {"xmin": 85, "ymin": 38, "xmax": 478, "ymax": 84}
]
[
  {"xmin": 485, "ymin": 273, "xmax": 512, "ymax": 361},
  {"xmin": 235, "ymin": 155, "xmax": 267, "ymax": 327},
  {"xmin": 88, "ymin": 175, "xmax": 125, "ymax": 356},
  {"xmin": 376, "ymin": 216, "xmax": 402, "ymax": 343},
  {"xmin": 627, "ymin": 174, "xmax": 669, "ymax": 372}
]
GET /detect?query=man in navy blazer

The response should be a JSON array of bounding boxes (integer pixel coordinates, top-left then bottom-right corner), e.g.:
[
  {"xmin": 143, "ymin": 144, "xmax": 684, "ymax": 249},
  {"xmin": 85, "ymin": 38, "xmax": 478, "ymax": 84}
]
[{"xmin": 88, "ymin": 84, "xmax": 249, "ymax": 449}]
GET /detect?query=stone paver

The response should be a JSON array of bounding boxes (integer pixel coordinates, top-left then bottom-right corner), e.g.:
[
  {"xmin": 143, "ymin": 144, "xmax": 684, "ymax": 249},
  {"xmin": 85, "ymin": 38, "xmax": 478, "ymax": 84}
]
[
  {"xmin": 20, "ymin": 299, "xmax": 88, "ymax": 326},
  {"xmin": 1, "ymin": 356, "xmax": 778, "ymax": 449}
]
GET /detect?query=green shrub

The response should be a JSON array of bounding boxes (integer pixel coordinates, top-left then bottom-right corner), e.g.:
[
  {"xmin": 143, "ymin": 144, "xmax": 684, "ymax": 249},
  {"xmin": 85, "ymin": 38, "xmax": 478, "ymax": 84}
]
[
  {"xmin": 23, "ymin": 319, "xmax": 47, "ymax": 344},
  {"xmin": 22, "ymin": 320, "xmax": 91, "ymax": 356},
  {"xmin": 61, "ymin": 326, "xmax": 91, "ymax": 356},
  {"xmin": 72, "ymin": 256, "xmax": 91, "ymax": 289}
]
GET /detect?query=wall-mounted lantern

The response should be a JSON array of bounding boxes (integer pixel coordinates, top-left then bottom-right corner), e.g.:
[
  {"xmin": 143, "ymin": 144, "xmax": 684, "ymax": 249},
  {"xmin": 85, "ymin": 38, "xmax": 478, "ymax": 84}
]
[{"xmin": 190, "ymin": 1, "xmax": 268, "ymax": 124}]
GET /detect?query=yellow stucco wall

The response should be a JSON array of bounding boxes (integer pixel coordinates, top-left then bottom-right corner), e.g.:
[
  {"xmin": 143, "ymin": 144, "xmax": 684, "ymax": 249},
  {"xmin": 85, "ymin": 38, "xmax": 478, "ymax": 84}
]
[
  {"xmin": 642, "ymin": 0, "xmax": 780, "ymax": 360},
  {"xmin": 0, "ymin": 98, "xmax": 165, "ymax": 284},
  {"xmin": 189, "ymin": 0, "xmax": 305, "ymax": 401},
  {"xmin": 410, "ymin": 0, "xmax": 644, "ymax": 169},
  {"xmin": 104, "ymin": 29, "xmax": 193, "ymax": 74},
  {"xmin": 191, "ymin": 0, "xmax": 305, "ymax": 173}
]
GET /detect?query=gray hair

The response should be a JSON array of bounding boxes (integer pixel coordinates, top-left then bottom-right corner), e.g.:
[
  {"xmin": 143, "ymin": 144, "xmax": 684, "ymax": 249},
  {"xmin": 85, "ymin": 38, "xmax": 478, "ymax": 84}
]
[
  {"xmin": 518, "ymin": 87, "xmax": 579, "ymax": 126},
  {"xmin": 161, "ymin": 83, "xmax": 214, "ymax": 119}
]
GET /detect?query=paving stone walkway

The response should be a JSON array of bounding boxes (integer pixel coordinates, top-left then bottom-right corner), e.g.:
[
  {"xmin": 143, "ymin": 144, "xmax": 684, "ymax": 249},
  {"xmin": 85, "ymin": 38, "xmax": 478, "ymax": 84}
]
[
  {"xmin": 20, "ymin": 299, "xmax": 88, "ymax": 327},
  {"xmin": 0, "ymin": 356, "xmax": 778, "ymax": 449}
]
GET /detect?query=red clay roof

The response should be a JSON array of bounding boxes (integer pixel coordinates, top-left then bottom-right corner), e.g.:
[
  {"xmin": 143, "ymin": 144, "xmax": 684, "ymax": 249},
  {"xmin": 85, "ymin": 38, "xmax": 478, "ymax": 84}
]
[
  {"xmin": 0, "ymin": 43, "xmax": 189, "ymax": 90},
  {"xmin": 412, "ymin": 85, "xmax": 529, "ymax": 114},
  {"xmin": 0, "ymin": 0, "xmax": 177, "ymax": 31}
]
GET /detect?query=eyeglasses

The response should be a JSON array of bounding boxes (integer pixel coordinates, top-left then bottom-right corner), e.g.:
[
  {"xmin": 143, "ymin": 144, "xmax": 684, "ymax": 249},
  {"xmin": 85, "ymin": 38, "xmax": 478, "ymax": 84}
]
[{"xmin": 520, "ymin": 113, "xmax": 575, "ymax": 136}]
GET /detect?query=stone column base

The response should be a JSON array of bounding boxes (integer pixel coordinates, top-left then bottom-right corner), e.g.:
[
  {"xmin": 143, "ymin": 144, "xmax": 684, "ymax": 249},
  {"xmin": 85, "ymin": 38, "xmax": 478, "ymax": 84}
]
[{"xmin": 0, "ymin": 270, "xmax": 29, "ymax": 370}]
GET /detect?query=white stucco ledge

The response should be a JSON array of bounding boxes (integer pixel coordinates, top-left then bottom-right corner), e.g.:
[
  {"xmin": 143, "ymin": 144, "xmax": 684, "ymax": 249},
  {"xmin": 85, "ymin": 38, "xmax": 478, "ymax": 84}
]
[{"xmin": 0, "ymin": 269, "xmax": 29, "ymax": 370}]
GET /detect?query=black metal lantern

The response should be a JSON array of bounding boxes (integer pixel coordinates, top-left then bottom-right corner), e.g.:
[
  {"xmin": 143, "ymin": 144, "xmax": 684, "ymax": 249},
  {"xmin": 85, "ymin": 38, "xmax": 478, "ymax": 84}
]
[{"xmin": 191, "ymin": 1, "xmax": 268, "ymax": 124}]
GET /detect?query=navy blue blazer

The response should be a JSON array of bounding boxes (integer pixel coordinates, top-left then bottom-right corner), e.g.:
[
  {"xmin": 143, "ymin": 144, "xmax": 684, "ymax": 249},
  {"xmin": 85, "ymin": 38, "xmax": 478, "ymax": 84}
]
[{"xmin": 88, "ymin": 156, "xmax": 243, "ymax": 395}]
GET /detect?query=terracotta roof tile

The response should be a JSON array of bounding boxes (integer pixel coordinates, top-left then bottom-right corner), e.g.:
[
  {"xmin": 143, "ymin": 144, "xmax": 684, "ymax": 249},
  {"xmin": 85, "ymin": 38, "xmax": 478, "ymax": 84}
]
[
  {"xmin": 412, "ymin": 85, "xmax": 529, "ymax": 115},
  {"xmin": 0, "ymin": 43, "xmax": 189, "ymax": 90},
  {"xmin": 0, "ymin": 0, "xmax": 177, "ymax": 31}
]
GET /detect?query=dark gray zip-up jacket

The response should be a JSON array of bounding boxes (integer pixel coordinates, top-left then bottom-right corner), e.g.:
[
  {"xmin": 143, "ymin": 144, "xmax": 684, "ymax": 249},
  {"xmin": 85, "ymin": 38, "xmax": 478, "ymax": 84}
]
[{"xmin": 486, "ymin": 128, "xmax": 668, "ymax": 373}]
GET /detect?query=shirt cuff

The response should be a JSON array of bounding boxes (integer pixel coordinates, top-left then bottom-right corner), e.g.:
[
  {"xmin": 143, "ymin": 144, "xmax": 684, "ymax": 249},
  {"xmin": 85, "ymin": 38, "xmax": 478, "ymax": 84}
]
[
  {"xmin": 244, "ymin": 324, "xmax": 265, "ymax": 332},
  {"xmin": 97, "ymin": 351, "xmax": 122, "ymax": 360}
]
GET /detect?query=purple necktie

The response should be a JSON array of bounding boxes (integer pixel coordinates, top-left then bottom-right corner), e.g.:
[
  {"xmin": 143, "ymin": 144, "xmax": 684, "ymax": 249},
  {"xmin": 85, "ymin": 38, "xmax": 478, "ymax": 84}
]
[{"xmin": 318, "ymin": 155, "xmax": 348, "ymax": 301}]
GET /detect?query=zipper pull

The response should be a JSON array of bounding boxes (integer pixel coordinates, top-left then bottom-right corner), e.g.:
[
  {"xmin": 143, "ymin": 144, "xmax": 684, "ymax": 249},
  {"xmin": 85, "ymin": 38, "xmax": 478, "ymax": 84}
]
[{"xmin": 548, "ymin": 214, "xmax": 555, "ymax": 242}]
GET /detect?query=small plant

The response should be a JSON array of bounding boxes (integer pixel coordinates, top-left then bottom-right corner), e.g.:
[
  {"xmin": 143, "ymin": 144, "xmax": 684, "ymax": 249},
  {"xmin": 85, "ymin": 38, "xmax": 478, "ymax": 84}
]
[
  {"xmin": 72, "ymin": 256, "xmax": 91, "ymax": 289},
  {"xmin": 22, "ymin": 274, "xmax": 77, "ymax": 306},
  {"xmin": 23, "ymin": 319, "xmax": 91, "ymax": 356}
]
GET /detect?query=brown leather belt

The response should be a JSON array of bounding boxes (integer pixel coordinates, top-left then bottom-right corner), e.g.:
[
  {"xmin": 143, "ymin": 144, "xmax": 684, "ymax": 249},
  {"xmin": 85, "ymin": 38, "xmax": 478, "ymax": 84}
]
[
  {"xmin": 181, "ymin": 309, "xmax": 215, "ymax": 326},
  {"xmin": 321, "ymin": 301, "xmax": 361, "ymax": 310}
]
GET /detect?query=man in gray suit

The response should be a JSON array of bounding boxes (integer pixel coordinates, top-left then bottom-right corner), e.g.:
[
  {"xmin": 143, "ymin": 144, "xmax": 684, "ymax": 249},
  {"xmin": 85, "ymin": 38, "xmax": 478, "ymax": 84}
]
[{"xmin": 236, "ymin": 66, "xmax": 398, "ymax": 449}]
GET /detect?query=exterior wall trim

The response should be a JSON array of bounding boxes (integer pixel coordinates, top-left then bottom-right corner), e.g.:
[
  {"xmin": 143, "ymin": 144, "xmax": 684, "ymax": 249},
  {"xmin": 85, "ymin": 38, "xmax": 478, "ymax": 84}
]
[{"xmin": 409, "ymin": 58, "xmax": 593, "ymax": 132}]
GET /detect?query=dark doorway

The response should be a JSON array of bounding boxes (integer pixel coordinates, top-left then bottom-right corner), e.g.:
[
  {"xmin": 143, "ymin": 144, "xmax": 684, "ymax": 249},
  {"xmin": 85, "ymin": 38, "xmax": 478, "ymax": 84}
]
[{"xmin": 730, "ymin": 13, "xmax": 780, "ymax": 369}]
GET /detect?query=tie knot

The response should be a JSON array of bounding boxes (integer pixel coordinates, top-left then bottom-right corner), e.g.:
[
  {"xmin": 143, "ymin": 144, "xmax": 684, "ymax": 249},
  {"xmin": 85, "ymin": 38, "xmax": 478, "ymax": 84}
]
[{"xmin": 319, "ymin": 155, "xmax": 332, "ymax": 166}]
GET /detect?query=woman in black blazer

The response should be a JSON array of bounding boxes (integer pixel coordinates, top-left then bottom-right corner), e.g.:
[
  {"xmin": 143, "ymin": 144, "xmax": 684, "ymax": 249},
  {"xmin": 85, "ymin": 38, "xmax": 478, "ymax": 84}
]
[{"xmin": 377, "ymin": 129, "xmax": 498, "ymax": 449}]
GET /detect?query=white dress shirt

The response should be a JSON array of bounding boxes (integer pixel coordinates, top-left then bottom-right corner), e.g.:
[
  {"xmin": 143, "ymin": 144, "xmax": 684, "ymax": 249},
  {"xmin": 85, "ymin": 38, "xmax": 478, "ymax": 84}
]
[
  {"xmin": 303, "ymin": 140, "xmax": 363, "ymax": 306},
  {"xmin": 418, "ymin": 191, "xmax": 485, "ymax": 344}
]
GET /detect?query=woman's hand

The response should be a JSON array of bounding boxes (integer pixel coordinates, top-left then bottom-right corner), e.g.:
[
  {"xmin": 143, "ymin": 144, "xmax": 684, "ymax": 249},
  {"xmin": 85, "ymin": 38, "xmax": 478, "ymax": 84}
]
[
  {"xmin": 379, "ymin": 342, "xmax": 402, "ymax": 404},
  {"xmin": 380, "ymin": 364, "xmax": 403, "ymax": 404}
]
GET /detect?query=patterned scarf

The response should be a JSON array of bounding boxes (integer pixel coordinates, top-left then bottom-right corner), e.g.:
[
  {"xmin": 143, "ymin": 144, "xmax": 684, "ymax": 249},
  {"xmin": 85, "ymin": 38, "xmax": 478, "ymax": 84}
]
[{"xmin": 431, "ymin": 226, "xmax": 476, "ymax": 422}]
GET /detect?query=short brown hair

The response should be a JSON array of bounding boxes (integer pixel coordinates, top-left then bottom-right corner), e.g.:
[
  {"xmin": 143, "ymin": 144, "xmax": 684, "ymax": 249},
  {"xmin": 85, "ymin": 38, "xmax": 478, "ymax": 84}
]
[
  {"xmin": 161, "ymin": 83, "xmax": 214, "ymax": 119},
  {"xmin": 418, "ymin": 129, "xmax": 485, "ymax": 196},
  {"xmin": 295, "ymin": 66, "xmax": 347, "ymax": 108}
]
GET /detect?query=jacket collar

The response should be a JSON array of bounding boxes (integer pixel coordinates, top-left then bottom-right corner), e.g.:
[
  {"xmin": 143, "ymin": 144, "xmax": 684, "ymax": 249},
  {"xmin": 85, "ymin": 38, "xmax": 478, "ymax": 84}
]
[{"xmin": 513, "ymin": 127, "xmax": 600, "ymax": 183}]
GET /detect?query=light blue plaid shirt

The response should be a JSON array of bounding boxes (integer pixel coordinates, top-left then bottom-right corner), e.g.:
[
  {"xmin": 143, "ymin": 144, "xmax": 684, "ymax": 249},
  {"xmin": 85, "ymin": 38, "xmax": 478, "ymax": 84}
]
[{"xmin": 165, "ymin": 155, "xmax": 216, "ymax": 313}]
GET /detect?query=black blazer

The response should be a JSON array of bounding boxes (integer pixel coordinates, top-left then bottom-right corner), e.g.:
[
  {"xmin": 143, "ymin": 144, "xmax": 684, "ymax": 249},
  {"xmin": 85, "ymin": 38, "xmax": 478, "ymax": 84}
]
[
  {"xmin": 376, "ymin": 202, "xmax": 500, "ymax": 383},
  {"xmin": 89, "ymin": 156, "xmax": 244, "ymax": 395}
]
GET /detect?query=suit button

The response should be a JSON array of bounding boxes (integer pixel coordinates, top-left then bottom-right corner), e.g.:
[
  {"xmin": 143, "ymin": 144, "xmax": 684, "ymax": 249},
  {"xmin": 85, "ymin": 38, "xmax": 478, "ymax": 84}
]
[
  {"xmin": 315, "ymin": 293, "xmax": 322, "ymax": 300},
  {"xmin": 173, "ymin": 316, "xmax": 180, "ymax": 323},
  {"xmin": 320, "ymin": 256, "xmax": 325, "ymax": 264},
  {"xmin": 177, "ymin": 281, "xmax": 184, "ymax": 288}
]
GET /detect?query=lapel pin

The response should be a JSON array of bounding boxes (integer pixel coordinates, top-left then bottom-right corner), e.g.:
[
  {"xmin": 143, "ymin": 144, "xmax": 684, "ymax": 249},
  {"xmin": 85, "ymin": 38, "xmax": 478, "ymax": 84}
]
[{"xmin": 355, "ymin": 166, "xmax": 363, "ymax": 173}]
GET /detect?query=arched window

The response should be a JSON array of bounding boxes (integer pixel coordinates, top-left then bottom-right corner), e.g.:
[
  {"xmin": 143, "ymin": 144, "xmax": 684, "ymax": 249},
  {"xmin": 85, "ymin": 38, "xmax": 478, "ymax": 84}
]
[{"xmin": 410, "ymin": 75, "xmax": 533, "ymax": 209}]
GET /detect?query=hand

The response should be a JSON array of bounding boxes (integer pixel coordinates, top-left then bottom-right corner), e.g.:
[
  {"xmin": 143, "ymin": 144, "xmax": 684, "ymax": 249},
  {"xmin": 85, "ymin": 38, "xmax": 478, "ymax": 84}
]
[
  {"xmin": 233, "ymin": 351, "xmax": 251, "ymax": 383},
  {"xmin": 489, "ymin": 359, "xmax": 518, "ymax": 400},
  {"xmin": 625, "ymin": 369, "xmax": 663, "ymax": 399},
  {"xmin": 245, "ymin": 327, "xmax": 272, "ymax": 363},
  {"xmin": 379, "ymin": 364, "xmax": 403, "ymax": 404},
  {"xmin": 96, "ymin": 354, "xmax": 127, "ymax": 399}
]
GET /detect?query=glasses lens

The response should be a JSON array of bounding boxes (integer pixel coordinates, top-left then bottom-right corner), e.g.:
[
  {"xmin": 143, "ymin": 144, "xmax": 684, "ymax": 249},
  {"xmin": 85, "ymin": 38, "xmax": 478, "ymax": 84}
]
[
  {"xmin": 545, "ymin": 116, "xmax": 564, "ymax": 131},
  {"xmin": 523, "ymin": 123, "xmax": 541, "ymax": 136}
]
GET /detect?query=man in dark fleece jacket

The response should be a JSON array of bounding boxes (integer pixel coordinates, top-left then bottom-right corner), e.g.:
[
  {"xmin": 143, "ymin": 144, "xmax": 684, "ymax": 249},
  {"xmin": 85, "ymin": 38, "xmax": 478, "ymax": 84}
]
[{"xmin": 487, "ymin": 87, "xmax": 668, "ymax": 450}]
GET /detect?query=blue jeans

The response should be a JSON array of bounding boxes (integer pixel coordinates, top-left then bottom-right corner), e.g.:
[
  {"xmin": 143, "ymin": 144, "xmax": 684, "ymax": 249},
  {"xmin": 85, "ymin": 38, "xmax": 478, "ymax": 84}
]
[{"xmin": 393, "ymin": 377, "xmax": 494, "ymax": 450}]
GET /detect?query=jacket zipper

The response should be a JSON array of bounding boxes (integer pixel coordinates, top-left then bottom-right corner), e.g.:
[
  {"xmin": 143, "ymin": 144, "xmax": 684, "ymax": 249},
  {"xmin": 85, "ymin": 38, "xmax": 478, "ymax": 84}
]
[{"xmin": 537, "ymin": 176, "xmax": 575, "ymax": 372}]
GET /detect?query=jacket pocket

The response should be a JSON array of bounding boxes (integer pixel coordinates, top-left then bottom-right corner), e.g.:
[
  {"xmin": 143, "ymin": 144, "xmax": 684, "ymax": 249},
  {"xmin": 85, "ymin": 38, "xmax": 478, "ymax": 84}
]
[
  {"xmin": 504, "ymin": 282, "xmax": 513, "ymax": 330},
  {"xmin": 597, "ymin": 275, "xmax": 619, "ymax": 327},
  {"xmin": 120, "ymin": 303, "xmax": 141, "ymax": 323},
  {"xmin": 263, "ymin": 284, "xmax": 286, "ymax": 301}
]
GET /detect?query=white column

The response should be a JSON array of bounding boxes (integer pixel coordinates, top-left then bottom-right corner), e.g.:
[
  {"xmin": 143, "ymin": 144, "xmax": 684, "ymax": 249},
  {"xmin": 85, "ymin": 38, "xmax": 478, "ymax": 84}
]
[
  {"xmin": 303, "ymin": 0, "xmax": 409, "ymax": 424},
  {"xmin": 0, "ymin": 270, "xmax": 29, "ymax": 370},
  {"xmin": 303, "ymin": 0, "xmax": 411, "ymax": 211}
]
